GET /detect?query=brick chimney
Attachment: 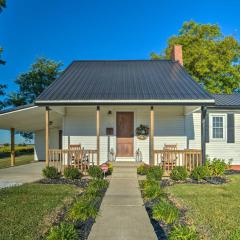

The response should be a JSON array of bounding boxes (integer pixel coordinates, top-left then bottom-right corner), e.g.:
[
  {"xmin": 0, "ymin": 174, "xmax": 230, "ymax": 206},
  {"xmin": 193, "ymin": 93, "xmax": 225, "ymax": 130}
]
[{"xmin": 171, "ymin": 45, "xmax": 183, "ymax": 66}]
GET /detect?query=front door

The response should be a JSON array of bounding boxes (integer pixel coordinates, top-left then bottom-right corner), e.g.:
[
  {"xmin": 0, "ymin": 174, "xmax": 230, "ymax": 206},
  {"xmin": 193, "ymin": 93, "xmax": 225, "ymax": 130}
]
[{"xmin": 116, "ymin": 112, "xmax": 134, "ymax": 157}]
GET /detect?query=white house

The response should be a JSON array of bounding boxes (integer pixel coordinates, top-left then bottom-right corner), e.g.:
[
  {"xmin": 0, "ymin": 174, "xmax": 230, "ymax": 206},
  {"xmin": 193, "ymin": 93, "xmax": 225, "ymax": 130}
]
[{"xmin": 0, "ymin": 45, "xmax": 240, "ymax": 171}]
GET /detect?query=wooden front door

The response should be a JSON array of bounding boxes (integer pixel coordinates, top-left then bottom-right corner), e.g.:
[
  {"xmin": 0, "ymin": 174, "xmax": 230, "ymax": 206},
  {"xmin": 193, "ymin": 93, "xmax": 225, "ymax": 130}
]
[{"xmin": 116, "ymin": 112, "xmax": 134, "ymax": 157}]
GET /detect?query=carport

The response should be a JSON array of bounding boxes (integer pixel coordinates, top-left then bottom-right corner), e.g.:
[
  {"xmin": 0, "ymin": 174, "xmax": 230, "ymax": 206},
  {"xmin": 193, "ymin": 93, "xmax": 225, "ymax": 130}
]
[{"xmin": 0, "ymin": 105, "xmax": 63, "ymax": 165}]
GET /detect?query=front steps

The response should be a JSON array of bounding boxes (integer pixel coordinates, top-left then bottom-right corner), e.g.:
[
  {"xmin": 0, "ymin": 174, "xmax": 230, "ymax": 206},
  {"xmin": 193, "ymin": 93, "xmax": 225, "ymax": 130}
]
[{"xmin": 111, "ymin": 161, "xmax": 143, "ymax": 168}]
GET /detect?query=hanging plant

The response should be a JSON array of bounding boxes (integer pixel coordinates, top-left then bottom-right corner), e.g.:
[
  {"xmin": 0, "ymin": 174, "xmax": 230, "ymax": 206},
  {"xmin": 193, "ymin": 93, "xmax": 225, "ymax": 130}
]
[{"xmin": 136, "ymin": 124, "xmax": 149, "ymax": 140}]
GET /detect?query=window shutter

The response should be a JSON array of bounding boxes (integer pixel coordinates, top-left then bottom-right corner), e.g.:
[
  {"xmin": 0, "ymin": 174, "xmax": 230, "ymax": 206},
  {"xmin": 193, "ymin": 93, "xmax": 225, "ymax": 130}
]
[
  {"xmin": 227, "ymin": 113, "xmax": 235, "ymax": 143},
  {"xmin": 205, "ymin": 113, "xmax": 209, "ymax": 143}
]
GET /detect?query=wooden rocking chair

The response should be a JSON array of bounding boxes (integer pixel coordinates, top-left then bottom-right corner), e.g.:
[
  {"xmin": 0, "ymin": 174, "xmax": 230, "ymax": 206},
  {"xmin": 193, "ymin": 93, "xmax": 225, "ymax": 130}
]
[{"xmin": 161, "ymin": 144, "xmax": 178, "ymax": 172}]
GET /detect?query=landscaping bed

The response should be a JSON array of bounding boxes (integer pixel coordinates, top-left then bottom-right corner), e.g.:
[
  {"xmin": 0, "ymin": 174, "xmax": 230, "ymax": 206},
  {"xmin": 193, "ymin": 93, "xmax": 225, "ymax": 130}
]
[
  {"xmin": 138, "ymin": 159, "xmax": 232, "ymax": 239},
  {"xmin": 41, "ymin": 165, "xmax": 110, "ymax": 240}
]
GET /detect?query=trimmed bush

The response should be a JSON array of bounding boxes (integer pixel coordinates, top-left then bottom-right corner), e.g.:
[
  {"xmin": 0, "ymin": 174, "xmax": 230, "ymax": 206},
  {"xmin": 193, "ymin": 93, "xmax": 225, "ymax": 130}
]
[
  {"xmin": 169, "ymin": 225, "xmax": 199, "ymax": 240},
  {"xmin": 170, "ymin": 166, "xmax": 188, "ymax": 181},
  {"xmin": 42, "ymin": 166, "xmax": 60, "ymax": 179},
  {"xmin": 46, "ymin": 223, "xmax": 78, "ymax": 240},
  {"xmin": 88, "ymin": 166, "xmax": 103, "ymax": 179},
  {"xmin": 152, "ymin": 198, "xmax": 179, "ymax": 224},
  {"xmin": 64, "ymin": 167, "xmax": 82, "ymax": 180},
  {"xmin": 146, "ymin": 166, "xmax": 163, "ymax": 181},
  {"xmin": 207, "ymin": 158, "xmax": 228, "ymax": 176},
  {"xmin": 143, "ymin": 180, "xmax": 162, "ymax": 200},
  {"xmin": 137, "ymin": 164, "xmax": 149, "ymax": 175},
  {"xmin": 191, "ymin": 165, "xmax": 209, "ymax": 181}
]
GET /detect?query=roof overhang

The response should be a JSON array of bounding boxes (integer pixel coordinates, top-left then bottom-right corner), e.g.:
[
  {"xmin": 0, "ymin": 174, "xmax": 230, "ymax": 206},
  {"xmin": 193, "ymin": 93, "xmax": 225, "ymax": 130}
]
[
  {"xmin": 35, "ymin": 99, "xmax": 215, "ymax": 106},
  {"xmin": 0, "ymin": 105, "xmax": 62, "ymax": 131}
]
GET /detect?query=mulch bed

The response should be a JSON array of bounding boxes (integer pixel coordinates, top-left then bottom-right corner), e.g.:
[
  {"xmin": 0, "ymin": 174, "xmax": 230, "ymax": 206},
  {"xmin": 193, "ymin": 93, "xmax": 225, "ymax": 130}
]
[
  {"xmin": 159, "ymin": 176, "xmax": 229, "ymax": 188},
  {"xmin": 38, "ymin": 178, "xmax": 108, "ymax": 240}
]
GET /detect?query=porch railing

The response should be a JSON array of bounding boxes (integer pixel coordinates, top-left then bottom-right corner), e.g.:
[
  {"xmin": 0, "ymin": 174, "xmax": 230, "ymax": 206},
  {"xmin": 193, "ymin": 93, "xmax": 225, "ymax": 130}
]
[
  {"xmin": 154, "ymin": 149, "xmax": 202, "ymax": 176},
  {"xmin": 48, "ymin": 149, "xmax": 97, "ymax": 174}
]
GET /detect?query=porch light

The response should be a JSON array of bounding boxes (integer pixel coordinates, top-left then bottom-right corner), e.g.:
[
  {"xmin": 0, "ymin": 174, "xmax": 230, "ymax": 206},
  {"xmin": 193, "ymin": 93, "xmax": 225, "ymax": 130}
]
[{"xmin": 108, "ymin": 110, "xmax": 112, "ymax": 115}]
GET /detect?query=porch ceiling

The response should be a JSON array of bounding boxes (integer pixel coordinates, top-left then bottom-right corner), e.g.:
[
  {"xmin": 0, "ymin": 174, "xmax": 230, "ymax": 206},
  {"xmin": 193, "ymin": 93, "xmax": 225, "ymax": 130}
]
[{"xmin": 0, "ymin": 106, "xmax": 62, "ymax": 131}]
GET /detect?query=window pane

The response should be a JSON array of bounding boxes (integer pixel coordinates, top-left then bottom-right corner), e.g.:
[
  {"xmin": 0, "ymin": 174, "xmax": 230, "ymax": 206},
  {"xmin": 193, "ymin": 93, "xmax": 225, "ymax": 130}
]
[{"xmin": 212, "ymin": 116, "xmax": 224, "ymax": 139}]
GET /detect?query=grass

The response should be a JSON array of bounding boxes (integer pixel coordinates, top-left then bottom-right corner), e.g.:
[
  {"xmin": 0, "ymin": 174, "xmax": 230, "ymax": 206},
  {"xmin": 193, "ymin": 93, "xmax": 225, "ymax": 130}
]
[
  {"xmin": 0, "ymin": 154, "xmax": 34, "ymax": 169},
  {"xmin": 0, "ymin": 183, "xmax": 80, "ymax": 240},
  {"xmin": 167, "ymin": 174, "xmax": 240, "ymax": 240}
]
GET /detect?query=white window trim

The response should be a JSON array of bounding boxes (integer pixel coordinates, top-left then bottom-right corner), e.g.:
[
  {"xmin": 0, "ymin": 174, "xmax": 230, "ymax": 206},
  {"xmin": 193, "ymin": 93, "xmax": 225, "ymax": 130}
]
[{"xmin": 210, "ymin": 113, "xmax": 227, "ymax": 142}]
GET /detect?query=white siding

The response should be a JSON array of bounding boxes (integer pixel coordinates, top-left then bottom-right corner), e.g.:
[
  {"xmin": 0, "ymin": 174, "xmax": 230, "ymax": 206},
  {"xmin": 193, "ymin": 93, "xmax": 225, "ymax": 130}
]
[
  {"xmin": 185, "ymin": 109, "xmax": 240, "ymax": 165},
  {"xmin": 63, "ymin": 107, "xmax": 97, "ymax": 150},
  {"xmin": 154, "ymin": 106, "xmax": 187, "ymax": 150},
  {"xmin": 34, "ymin": 128, "xmax": 59, "ymax": 161},
  {"xmin": 62, "ymin": 106, "xmax": 188, "ymax": 164}
]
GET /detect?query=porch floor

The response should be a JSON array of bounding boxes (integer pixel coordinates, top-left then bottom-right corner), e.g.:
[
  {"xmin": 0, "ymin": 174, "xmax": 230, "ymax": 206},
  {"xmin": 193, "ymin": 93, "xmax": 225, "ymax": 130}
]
[{"xmin": 88, "ymin": 162, "xmax": 157, "ymax": 240}]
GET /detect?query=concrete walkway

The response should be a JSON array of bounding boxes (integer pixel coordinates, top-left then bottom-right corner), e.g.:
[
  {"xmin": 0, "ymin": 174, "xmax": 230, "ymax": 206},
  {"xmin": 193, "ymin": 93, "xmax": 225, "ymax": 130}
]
[
  {"xmin": 0, "ymin": 162, "xmax": 44, "ymax": 188},
  {"xmin": 89, "ymin": 162, "xmax": 157, "ymax": 240}
]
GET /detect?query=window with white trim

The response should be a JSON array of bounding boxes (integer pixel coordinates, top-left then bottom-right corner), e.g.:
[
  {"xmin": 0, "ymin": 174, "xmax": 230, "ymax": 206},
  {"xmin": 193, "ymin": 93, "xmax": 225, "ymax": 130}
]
[{"xmin": 210, "ymin": 115, "xmax": 226, "ymax": 140}]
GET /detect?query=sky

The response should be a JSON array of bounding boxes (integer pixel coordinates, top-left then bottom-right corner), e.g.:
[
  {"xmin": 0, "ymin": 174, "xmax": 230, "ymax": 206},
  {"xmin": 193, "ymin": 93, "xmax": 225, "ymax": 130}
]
[{"xmin": 0, "ymin": 0, "xmax": 240, "ymax": 143}]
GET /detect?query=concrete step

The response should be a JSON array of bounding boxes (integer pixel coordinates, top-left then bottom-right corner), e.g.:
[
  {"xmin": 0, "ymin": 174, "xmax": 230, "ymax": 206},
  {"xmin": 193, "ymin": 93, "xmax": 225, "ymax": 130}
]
[{"xmin": 112, "ymin": 161, "xmax": 142, "ymax": 168}]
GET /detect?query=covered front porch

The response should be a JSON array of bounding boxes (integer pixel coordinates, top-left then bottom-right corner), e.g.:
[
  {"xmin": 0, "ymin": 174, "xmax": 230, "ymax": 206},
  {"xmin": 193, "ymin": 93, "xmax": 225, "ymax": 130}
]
[{"xmin": 0, "ymin": 104, "xmax": 206, "ymax": 176}]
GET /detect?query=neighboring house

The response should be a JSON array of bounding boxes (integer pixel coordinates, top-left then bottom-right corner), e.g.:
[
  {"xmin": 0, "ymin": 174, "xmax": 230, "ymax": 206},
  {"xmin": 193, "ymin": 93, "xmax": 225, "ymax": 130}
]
[{"xmin": 0, "ymin": 45, "xmax": 240, "ymax": 170}]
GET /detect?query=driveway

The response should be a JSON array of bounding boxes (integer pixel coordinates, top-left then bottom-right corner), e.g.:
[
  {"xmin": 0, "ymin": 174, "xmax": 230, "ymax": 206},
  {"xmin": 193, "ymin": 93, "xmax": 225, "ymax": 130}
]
[{"xmin": 0, "ymin": 162, "xmax": 45, "ymax": 188}]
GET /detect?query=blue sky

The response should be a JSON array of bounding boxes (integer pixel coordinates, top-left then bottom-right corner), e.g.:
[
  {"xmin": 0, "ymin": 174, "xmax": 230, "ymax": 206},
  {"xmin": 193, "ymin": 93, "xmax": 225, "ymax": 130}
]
[{"xmin": 0, "ymin": 0, "xmax": 240, "ymax": 143}]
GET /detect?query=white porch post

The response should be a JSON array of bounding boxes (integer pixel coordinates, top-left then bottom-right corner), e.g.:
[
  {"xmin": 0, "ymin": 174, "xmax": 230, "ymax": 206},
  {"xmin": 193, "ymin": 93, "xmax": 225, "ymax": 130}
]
[
  {"xmin": 96, "ymin": 106, "xmax": 100, "ymax": 165},
  {"xmin": 150, "ymin": 106, "xmax": 154, "ymax": 165},
  {"xmin": 45, "ymin": 107, "xmax": 50, "ymax": 166}
]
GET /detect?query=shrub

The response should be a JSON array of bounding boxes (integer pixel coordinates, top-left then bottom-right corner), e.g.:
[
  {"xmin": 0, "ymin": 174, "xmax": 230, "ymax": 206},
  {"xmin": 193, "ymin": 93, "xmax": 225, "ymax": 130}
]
[
  {"xmin": 137, "ymin": 164, "xmax": 149, "ymax": 175},
  {"xmin": 170, "ymin": 166, "xmax": 188, "ymax": 181},
  {"xmin": 229, "ymin": 228, "xmax": 240, "ymax": 240},
  {"xmin": 67, "ymin": 195, "xmax": 99, "ymax": 222},
  {"xmin": 88, "ymin": 166, "xmax": 103, "ymax": 179},
  {"xmin": 169, "ymin": 225, "xmax": 199, "ymax": 240},
  {"xmin": 143, "ymin": 180, "xmax": 162, "ymax": 200},
  {"xmin": 152, "ymin": 198, "xmax": 179, "ymax": 224},
  {"xmin": 88, "ymin": 179, "xmax": 109, "ymax": 191},
  {"xmin": 46, "ymin": 223, "xmax": 78, "ymax": 240},
  {"xmin": 191, "ymin": 166, "xmax": 209, "ymax": 181},
  {"xmin": 42, "ymin": 166, "xmax": 60, "ymax": 179},
  {"xmin": 64, "ymin": 167, "xmax": 82, "ymax": 180},
  {"xmin": 146, "ymin": 166, "xmax": 163, "ymax": 181},
  {"xmin": 86, "ymin": 179, "xmax": 109, "ymax": 197},
  {"xmin": 206, "ymin": 158, "xmax": 228, "ymax": 176}
]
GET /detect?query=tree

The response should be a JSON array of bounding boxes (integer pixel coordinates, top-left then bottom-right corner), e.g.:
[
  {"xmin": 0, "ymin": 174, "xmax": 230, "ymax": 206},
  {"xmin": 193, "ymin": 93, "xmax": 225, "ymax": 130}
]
[
  {"xmin": 6, "ymin": 57, "xmax": 62, "ymax": 141},
  {"xmin": 0, "ymin": 84, "xmax": 6, "ymax": 109},
  {"xmin": 0, "ymin": 0, "xmax": 6, "ymax": 64},
  {"xmin": 0, "ymin": 0, "xmax": 6, "ymax": 12},
  {"xmin": 151, "ymin": 21, "xmax": 240, "ymax": 93},
  {"xmin": 7, "ymin": 57, "xmax": 62, "ymax": 106}
]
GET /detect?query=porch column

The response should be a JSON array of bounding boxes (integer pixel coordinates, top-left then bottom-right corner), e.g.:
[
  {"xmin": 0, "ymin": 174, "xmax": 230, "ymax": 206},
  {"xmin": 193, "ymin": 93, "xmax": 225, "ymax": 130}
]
[
  {"xmin": 201, "ymin": 106, "xmax": 207, "ymax": 165},
  {"xmin": 10, "ymin": 128, "xmax": 15, "ymax": 166},
  {"xmin": 96, "ymin": 106, "xmax": 100, "ymax": 165},
  {"xmin": 150, "ymin": 106, "xmax": 154, "ymax": 165},
  {"xmin": 45, "ymin": 107, "xmax": 50, "ymax": 166}
]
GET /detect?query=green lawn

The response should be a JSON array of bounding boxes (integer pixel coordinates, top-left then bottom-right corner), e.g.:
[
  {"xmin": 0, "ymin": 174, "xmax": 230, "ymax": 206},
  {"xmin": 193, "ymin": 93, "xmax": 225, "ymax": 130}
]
[
  {"xmin": 0, "ymin": 154, "xmax": 34, "ymax": 169},
  {"xmin": 0, "ymin": 183, "xmax": 80, "ymax": 240},
  {"xmin": 167, "ymin": 174, "xmax": 240, "ymax": 240}
]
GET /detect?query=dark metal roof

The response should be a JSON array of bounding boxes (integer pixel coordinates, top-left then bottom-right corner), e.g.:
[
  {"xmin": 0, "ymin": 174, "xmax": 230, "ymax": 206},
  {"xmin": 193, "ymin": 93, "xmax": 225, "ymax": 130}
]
[
  {"xmin": 36, "ymin": 60, "xmax": 214, "ymax": 105},
  {"xmin": 212, "ymin": 94, "xmax": 240, "ymax": 108},
  {"xmin": 0, "ymin": 104, "xmax": 35, "ymax": 115}
]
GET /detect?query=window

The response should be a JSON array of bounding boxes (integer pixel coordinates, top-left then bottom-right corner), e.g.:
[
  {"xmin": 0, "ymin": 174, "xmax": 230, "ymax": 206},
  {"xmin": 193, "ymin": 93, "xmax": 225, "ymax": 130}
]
[{"xmin": 210, "ymin": 115, "xmax": 226, "ymax": 140}]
